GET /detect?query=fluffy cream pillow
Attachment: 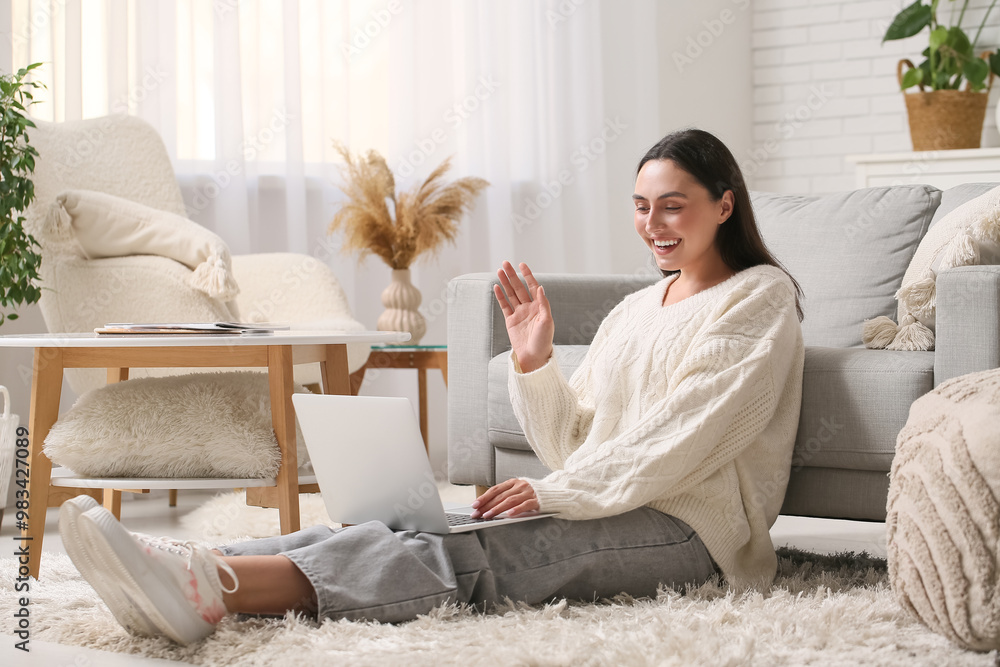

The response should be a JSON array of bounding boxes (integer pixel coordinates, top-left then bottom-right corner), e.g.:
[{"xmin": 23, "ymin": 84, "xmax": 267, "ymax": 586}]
[
  {"xmin": 864, "ymin": 185, "xmax": 1000, "ymax": 351},
  {"xmin": 44, "ymin": 372, "xmax": 311, "ymax": 479},
  {"xmin": 51, "ymin": 189, "xmax": 239, "ymax": 301}
]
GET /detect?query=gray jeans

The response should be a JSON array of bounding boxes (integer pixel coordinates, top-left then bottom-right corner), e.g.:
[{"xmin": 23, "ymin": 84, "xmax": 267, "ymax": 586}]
[{"xmin": 218, "ymin": 507, "xmax": 716, "ymax": 623}]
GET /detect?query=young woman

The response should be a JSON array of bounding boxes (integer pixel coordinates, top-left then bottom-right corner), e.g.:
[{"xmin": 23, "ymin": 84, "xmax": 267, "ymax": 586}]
[{"xmin": 60, "ymin": 128, "xmax": 805, "ymax": 645}]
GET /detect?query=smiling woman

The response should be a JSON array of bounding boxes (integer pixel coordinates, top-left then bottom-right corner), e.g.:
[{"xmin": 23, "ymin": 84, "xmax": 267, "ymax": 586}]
[
  {"xmin": 633, "ymin": 129, "xmax": 804, "ymax": 316},
  {"xmin": 633, "ymin": 160, "xmax": 734, "ymax": 305},
  {"xmin": 481, "ymin": 130, "xmax": 807, "ymax": 592}
]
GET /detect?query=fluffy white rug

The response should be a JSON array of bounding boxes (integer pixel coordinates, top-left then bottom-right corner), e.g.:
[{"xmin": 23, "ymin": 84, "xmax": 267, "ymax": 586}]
[
  {"xmin": 180, "ymin": 491, "xmax": 337, "ymax": 541},
  {"xmin": 3, "ymin": 495, "xmax": 998, "ymax": 666}
]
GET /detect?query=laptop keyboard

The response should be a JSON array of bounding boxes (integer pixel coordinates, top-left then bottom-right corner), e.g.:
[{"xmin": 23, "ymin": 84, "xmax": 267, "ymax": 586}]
[{"xmin": 445, "ymin": 513, "xmax": 494, "ymax": 526}]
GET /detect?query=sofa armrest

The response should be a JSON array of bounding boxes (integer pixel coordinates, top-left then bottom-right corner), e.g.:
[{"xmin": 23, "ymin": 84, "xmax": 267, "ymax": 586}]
[
  {"xmin": 934, "ymin": 265, "xmax": 1000, "ymax": 385},
  {"xmin": 446, "ymin": 271, "xmax": 659, "ymax": 486}
]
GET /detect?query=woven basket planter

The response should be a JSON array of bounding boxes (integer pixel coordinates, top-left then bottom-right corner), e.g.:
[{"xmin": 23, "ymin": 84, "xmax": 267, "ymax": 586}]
[{"xmin": 898, "ymin": 59, "xmax": 991, "ymax": 151}]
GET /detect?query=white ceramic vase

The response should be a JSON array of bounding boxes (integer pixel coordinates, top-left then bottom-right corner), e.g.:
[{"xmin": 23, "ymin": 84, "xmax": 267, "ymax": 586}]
[{"xmin": 376, "ymin": 268, "xmax": 426, "ymax": 345}]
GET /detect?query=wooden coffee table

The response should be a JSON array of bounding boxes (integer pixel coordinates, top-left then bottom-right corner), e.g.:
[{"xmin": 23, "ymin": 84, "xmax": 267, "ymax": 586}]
[{"xmin": 0, "ymin": 329, "xmax": 408, "ymax": 579}]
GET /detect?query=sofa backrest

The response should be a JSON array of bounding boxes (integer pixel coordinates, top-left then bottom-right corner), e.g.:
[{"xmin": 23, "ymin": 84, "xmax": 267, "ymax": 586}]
[
  {"xmin": 751, "ymin": 185, "xmax": 941, "ymax": 348},
  {"xmin": 928, "ymin": 182, "xmax": 998, "ymax": 229}
]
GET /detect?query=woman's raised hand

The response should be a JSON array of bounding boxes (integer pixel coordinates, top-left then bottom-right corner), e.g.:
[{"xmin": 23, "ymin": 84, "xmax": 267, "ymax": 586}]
[{"xmin": 494, "ymin": 261, "xmax": 554, "ymax": 373}]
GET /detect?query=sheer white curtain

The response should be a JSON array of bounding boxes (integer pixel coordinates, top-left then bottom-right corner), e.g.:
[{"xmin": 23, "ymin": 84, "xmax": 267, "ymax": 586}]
[{"xmin": 6, "ymin": 0, "xmax": 662, "ymax": 344}]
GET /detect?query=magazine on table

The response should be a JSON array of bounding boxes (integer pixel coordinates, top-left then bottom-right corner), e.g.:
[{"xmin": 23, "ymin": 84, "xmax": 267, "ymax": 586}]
[{"xmin": 94, "ymin": 322, "xmax": 291, "ymax": 335}]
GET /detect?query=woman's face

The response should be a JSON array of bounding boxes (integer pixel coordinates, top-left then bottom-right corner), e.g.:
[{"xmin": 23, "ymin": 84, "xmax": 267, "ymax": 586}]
[{"xmin": 633, "ymin": 159, "xmax": 733, "ymax": 275}]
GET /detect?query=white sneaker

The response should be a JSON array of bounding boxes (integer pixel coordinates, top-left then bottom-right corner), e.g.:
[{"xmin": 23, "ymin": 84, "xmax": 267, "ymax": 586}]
[
  {"xmin": 59, "ymin": 496, "xmax": 158, "ymax": 636},
  {"xmin": 74, "ymin": 505, "xmax": 239, "ymax": 645}
]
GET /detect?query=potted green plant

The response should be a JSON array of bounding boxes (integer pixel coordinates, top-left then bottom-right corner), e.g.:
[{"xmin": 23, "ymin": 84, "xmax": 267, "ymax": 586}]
[
  {"xmin": 884, "ymin": 0, "xmax": 1000, "ymax": 150},
  {"xmin": 0, "ymin": 63, "xmax": 44, "ymax": 326}
]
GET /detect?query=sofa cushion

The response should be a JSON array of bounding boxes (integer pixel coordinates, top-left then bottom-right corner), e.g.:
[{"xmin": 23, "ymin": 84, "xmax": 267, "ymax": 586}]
[
  {"xmin": 496, "ymin": 447, "xmax": 553, "ymax": 481},
  {"xmin": 752, "ymin": 185, "xmax": 941, "ymax": 348},
  {"xmin": 781, "ymin": 467, "xmax": 890, "ymax": 521},
  {"xmin": 488, "ymin": 345, "xmax": 589, "ymax": 451},
  {"xmin": 793, "ymin": 347, "xmax": 934, "ymax": 472},
  {"xmin": 488, "ymin": 344, "xmax": 933, "ymax": 475}
]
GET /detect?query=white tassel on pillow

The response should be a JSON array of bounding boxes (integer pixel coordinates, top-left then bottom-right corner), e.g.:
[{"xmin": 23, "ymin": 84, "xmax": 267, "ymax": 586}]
[
  {"xmin": 866, "ymin": 185, "xmax": 1000, "ymax": 351},
  {"xmin": 970, "ymin": 207, "xmax": 1000, "ymax": 243},
  {"xmin": 49, "ymin": 200, "xmax": 73, "ymax": 235},
  {"xmin": 888, "ymin": 313, "xmax": 935, "ymax": 351},
  {"xmin": 938, "ymin": 230, "xmax": 979, "ymax": 271},
  {"xmin": 970, "ymin": 213, "xmax": 1000, "ymax": 267},
  {"xmin": 895, "ymin": 274, "xmax": 937, "ymax": 320},
  {"xmin": 863, "ymin": 316, "xmax": 899, "ymax": 349},
  {"xmin": 189, "ymin": 251, "xmax": 241, "ymax": 301},
  {"xmin": 36, "ymin": 199, "xmax": 81, "ymax": 252}
]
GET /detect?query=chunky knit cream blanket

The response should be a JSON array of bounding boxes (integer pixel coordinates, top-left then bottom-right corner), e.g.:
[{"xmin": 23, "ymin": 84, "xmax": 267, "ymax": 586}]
[{"xmin": 887, "ymin": 367, "xmax": 1000, "ymax": 652}]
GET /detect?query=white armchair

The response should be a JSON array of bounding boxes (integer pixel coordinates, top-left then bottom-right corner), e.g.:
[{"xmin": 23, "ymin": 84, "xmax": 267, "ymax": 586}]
[{"xmin": 23, "ymin": 114, "xmax": 369, "ymax": 395}]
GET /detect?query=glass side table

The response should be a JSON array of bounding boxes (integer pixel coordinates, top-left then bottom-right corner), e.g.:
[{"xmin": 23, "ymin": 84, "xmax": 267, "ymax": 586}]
[{"xmin": 350, "ymin": 345, "xmax": 447, "ymax": 453}]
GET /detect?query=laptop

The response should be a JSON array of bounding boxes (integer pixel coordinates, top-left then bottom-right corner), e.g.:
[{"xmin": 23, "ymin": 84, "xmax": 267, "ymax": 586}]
[{"xmin": 291, "ymin": 393, "xmax": 553, "ymax": 533}]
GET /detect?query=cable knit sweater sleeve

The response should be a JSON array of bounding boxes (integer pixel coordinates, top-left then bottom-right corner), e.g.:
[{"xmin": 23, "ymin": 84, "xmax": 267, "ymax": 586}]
[
  {"xmin": 508, "ymin": 309, "xmax": 618, "ymax": 471},
  {"xmin": 508, "ymin": 271, "xmax": 801, "ymax": 520}
]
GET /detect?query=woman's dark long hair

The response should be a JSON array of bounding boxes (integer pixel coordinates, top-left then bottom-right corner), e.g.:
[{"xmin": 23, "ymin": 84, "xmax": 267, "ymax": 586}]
[{"xmin": 637, "ymin": 129, "xmax": 803, "ymax": 321}]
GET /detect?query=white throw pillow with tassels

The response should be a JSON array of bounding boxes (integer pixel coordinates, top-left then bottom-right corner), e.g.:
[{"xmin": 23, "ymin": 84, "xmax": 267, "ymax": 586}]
[
  {"xmin": 47, "ymin": 189, "xmax": 240, "ymax": 302},
  {"xmin": 864, "ymin": 185, "xmax": 1000, "ymax": 351}
]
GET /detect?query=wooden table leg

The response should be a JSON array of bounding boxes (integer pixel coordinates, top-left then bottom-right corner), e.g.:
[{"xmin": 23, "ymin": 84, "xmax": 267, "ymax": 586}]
[
  {"xmin": 349, "ymin": 367, "xmax": 366, "ymax": 396},
  {"xmin": 320, "ymin": 344, "xmax": 352, "ymax": 396},
  {"xmin": 107, "ymin": 367, "xmax": 129, "ymax": 383},
  {"xmin": 267, "ymin": 345, "xmax": 299, "ymax": 535},
  {"xmin": 417, "ymin": 368, "xmax": 429, "ymax": 454},
  {"xmin": 23, "ymin": 347, "xmax": 65, "ymax": 580},
  {"xmin": 103, "ymin": 490, "xmax": 123, "ymax": 517}
]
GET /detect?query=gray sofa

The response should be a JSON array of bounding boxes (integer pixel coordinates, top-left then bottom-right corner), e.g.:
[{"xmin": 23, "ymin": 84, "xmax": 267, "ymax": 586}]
[{"xmin": 447, "ymin": 183, "xmax": 1000, "ymax": 522}]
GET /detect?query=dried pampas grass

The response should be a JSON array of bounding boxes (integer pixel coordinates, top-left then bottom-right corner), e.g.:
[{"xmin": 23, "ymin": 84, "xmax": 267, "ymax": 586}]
[{"xmin": 329, "ymin": 143, "xmax": 489, "ymax": 269}]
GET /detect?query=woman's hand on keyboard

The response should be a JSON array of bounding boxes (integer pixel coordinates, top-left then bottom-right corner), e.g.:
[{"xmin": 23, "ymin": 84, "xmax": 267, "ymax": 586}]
[{"xmin": 471, "ymin": 478, "xmax": 539, "ymax": 519}]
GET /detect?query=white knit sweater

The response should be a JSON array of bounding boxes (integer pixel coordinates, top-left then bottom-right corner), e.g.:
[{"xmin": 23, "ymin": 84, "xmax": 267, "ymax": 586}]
[{"xmin": 508, "ymin": 264, "xmax": 805, "ymax": 588}]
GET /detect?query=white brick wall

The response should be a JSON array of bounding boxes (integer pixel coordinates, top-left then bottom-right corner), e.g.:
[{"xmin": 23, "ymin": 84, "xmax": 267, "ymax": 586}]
[{"xmin": 748, "ymin": 0, "xmax": 1000, "ymax": 194}]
